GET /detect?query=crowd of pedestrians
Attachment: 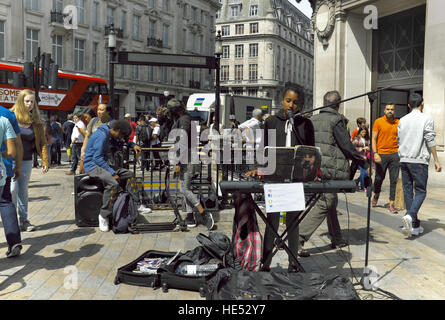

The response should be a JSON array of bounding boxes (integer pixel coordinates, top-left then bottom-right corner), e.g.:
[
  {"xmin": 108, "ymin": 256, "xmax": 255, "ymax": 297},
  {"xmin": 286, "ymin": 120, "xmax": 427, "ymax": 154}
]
[{"xmin": 0, "ymin": 87, "xmax": 441, "ymax": 266}]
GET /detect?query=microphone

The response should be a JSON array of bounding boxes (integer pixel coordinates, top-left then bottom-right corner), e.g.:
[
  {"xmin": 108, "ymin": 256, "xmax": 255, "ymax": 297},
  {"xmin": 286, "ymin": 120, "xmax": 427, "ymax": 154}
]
[{"xmin": 287, "ymin": 109, "xmax": 294, "ymax": 126}]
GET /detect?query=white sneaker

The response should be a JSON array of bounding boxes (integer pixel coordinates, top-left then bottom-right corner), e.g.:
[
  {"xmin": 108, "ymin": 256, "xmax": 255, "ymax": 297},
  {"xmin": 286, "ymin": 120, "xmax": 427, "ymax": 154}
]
[
  {"xmin": 411, "ymin": 225, "xmax": 424, "ymax": 236},
  {"xmin": 98, "ymin": 215, "xmax": 109, "ymax": 232},
  {"xmin": 402, "ymin": 215, "xmax": 413, "ymax": 236},
  {"xmin": 138, "ymin": 204, "xmax": 152, "ymax": 214}
]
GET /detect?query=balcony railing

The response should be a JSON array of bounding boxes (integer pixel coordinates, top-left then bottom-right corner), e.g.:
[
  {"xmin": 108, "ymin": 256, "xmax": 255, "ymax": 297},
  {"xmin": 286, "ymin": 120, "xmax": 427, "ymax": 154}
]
[
  {"xmin": 189, "ymin": 81, "xmax": 201, "ymax": 89},
  {"xmin": 147, "ymin": 37, "xmax": 163, "ymax": 48},
  {"xmin": 50, "ymin": 11, "xmax": 64, "ymax": 24},
  {"xmin": 105, "ymin": 25, "xmax": 124, "ymax": 38}
]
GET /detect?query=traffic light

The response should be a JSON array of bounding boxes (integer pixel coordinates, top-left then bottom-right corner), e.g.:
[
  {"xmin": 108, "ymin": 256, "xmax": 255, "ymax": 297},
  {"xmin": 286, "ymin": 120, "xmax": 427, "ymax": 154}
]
[
  {"xmin": 23, "ymin": 61, "xmax": 34, "ymax": 88},
  {"xmin": 49, "ymin": 63, "xmax": 58, "ymax": 89},
  {"xmin": 41, "ymin": 52, "xmax": 51, "ymax": 88}
]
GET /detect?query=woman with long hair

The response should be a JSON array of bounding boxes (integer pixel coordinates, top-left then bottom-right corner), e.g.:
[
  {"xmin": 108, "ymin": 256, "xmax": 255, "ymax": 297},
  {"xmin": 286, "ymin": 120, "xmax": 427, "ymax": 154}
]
[
  {"xmin": 352, "ymin": 126, "xmax": 370, "ymax": 191},
  {"xmin": 11, "ymin": 89, "xmax": 49, "ymax": 232}
]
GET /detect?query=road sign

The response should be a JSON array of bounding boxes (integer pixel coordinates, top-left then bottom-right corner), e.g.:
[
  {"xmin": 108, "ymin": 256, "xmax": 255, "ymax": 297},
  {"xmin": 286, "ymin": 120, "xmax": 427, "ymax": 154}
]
[{"xmin": 117, "ymin": 52, "xmax": 217, "ymax": 69}]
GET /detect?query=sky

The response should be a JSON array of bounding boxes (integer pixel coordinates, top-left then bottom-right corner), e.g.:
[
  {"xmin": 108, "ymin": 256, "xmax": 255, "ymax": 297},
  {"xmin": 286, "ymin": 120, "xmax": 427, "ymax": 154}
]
[{"xmin": 289, "ymin": 0, "xmax": 313, "ymax": 18}]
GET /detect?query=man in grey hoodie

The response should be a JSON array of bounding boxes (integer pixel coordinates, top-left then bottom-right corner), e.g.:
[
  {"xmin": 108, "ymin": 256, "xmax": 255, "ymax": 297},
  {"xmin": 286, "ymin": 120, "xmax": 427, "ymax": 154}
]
[{"xmin": 398, "ymin": 93, "xmax": 442, "ymax": 237}]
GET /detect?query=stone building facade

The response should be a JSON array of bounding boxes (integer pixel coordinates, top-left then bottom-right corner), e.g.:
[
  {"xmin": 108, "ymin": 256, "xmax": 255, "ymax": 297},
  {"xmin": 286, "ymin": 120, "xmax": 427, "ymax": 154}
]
[
  {"xmin": 309, "ymin": 0, "xmax": 445, "ymax": 180},
  {"xmin": 216, "ymin": 0, "xmax": 314, "ymax": 113},
  {"xmin": 0, "ymin": 0, "xmax": 221, "ymax": 118}
]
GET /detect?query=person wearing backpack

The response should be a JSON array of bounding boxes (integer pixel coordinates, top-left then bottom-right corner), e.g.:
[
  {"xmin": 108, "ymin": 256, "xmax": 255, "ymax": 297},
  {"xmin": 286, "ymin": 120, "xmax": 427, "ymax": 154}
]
[
  {"xmin": 134, "ymin": 115, "xmax": 152, "ymax": 171},
  {"xmin": 83, "ymin": 119, "xmax": 152, "ymax": 232}
]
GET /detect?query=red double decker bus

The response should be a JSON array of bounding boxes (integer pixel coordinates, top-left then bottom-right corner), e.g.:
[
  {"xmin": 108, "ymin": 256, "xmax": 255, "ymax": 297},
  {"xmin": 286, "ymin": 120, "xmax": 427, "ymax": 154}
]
[{"xmin": 0, "ymin": 62, "xmax": 109, "ymax": 114}]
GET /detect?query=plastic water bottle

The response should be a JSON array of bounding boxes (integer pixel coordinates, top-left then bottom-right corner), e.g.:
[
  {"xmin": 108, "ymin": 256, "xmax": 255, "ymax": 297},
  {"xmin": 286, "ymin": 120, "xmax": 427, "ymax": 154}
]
[
  {"xmin": 178, "ymin": 264, "xmax": 219, "ymax": 276},
  {"xmin": 280, "ymin": 211, "xmax": 287, "ymax": 224}
]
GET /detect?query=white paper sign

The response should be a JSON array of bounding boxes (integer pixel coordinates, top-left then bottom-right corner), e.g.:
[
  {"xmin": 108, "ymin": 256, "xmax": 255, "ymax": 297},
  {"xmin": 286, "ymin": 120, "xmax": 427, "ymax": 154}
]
[{"xmin": 263, "ymin": 183, "xmax": 305, "ymax": 213}]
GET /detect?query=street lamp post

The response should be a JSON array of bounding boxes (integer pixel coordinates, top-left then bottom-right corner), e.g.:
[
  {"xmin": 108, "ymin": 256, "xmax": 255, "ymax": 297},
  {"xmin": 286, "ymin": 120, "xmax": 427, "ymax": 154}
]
[
  {"xmin": 108, "ymin": 24, "xmax": 117, "ymax": 119},
  {"xmin": 214, "ymin": 30, "xmax": 222, "ymax": 132}
]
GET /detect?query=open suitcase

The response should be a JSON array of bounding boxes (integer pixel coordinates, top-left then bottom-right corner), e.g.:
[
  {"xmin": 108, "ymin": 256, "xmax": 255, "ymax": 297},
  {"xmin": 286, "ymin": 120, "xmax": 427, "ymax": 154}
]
[{"xmin": 114, "ymin": 249, "xmax": 219, "ymax": 297}]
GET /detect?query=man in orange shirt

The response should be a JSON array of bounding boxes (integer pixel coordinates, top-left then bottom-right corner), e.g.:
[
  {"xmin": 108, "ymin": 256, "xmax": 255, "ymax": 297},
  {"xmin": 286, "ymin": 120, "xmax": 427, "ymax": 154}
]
[{"xmin": 371, "ymin": 104, "xmax": 400, "ymax": 213}]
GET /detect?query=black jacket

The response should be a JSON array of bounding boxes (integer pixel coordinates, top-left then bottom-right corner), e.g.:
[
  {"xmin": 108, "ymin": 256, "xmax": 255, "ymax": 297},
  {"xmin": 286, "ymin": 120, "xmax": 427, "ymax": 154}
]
[{"xmin": 263, "ymin": 110, "xmax": 315, "ymax": 147}]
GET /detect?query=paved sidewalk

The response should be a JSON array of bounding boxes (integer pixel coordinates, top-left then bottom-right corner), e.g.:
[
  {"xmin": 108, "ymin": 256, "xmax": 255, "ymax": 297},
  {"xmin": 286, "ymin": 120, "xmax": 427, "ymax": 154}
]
[{"xmin": 0, "ymin": 162, "xmax": 444, "ymax": 300}]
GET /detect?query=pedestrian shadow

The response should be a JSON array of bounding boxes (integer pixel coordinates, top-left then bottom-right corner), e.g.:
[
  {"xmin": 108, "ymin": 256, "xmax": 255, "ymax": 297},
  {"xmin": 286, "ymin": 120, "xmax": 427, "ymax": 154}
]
[
  {"xmin": 319, "ymin": 227, "xmax": 389, "ymax": 247},
  {"xmin": 0, "ymin": 229, "xmax": 101, "ymax": 295},
  {"xmin": 29, "ymin": 196, "xmax": 51, "ymax": 202},
  {"xmin": 28, "ymin": 183, "xmax": 62, "ymax": 189},
  {"xmin": 34, "ymin": 219, "xmax": 77, "ymax": 231}
]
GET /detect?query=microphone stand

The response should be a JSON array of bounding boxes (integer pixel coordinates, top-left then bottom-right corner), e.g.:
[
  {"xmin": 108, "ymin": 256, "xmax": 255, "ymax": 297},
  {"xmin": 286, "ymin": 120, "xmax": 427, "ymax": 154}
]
[{"xmin": 292, "ymin": 86, "xmax": 391, "ymax": 291}]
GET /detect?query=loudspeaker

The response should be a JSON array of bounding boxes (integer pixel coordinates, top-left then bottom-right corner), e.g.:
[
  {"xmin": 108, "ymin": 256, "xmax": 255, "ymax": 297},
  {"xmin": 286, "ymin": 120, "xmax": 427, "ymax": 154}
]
[{"xmin": 74, "ymin": 174, "xmax": 104, "ymax": 227}]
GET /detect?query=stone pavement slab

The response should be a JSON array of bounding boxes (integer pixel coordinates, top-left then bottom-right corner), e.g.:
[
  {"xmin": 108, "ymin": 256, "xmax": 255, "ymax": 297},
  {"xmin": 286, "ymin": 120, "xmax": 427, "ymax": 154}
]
[{"xmin": 0, "ymin": 162, "xmax": 444, "ymax": 300}]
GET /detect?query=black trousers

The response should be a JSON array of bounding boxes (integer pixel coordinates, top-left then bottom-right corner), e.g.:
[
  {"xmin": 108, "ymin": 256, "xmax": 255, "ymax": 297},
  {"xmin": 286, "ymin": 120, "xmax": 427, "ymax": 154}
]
[{"xmin": 374, "ymin": 152, "xmax": 400, "ymax": 201}]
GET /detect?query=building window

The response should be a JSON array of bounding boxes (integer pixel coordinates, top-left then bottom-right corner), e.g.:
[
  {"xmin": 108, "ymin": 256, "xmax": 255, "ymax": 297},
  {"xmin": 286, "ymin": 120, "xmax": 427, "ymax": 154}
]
[
  {"xmin": 26, "ymin": 0, "xmax": 38, "ymax": 11},
  {"xmin": 249, "ymin": 43, "xmax": 258, "ymax": 57},
  {"xmin": 26, "ymin": 29, "xmax": 39, "ymax": 61},
  {"xmin": 182, "ymin": 29, "xmax": 187, "ymax": 51},
  {"xmin": 235, "ymin": 65, "xmax": 243, "ymax": 81},
  {"xmin": 199, "ymin": 35, "xmax": 203, "ymax": 54},
  {"xmin": 216, "ymin": 9, "xmax": 221, "ymax": 19},
  {"xmin": 248, "ymin": 89, "xmax": 258, "ymax": 97},
  {"xmin": 234, "ymin": 88, "xmax": 243, "ymax": 95},
  {"xmin": 235, "ymin": 24, "xmax": 244, "ymax": 35},
  {"xmin": 148, "ymin": 20, "xmax": 156, "ymax": 38},
  {"xmin": 163, "ymin": 0, "xmax": 170, "ymax": 12},
  {"xmin": 51, "ymin": 35, "xmax": 63, "ymax": 68},
  {"xmin": 249, "ymin": 64, "xmax": 258, "ymax": 81},
  {"xmin": 249, "ymin": 4, "xmax": 258, "ymax": 16},
  {"xmin": 132, "ymin": 15, "xmax": 140, "ymax": 38},
  {"xmin": 74, "ymin": 39, "xmax": 85, "ymax": 71},
  {"xmin": 221, "ymin": 25, "xmax": 230, "ymax": 36},
  {"xmin": 230, "ymin": 5, "xmax": 240, "ymax": 18},
  {"xmin": 121, "ymin": 11, "xmax": 127, "ymax": 34},
  {"xmin": 107, "ymin": 7, "xmax": 115, "ymax": 25},
  {"xmin": 221, "ymin": 65, "xmax": 229, "ymax": 81},
  {"xmin": 235, "ymin": 45, "xmax": 243, "ymax": 58},
  {"xmin": 148, "ymin": 66, "xmax": 154, "ymax": 81},
  {"xmin": 162, "ymin": 24, "xmax": 169, "ymax": 46},
  {"xmin": 92, "ymin": 2, "xmax": 99, "ymax": 27},
  {"xmin": 53, "ymin": 0, "xmax": 63, "ymax": 12},
  {"xmin": 222, "ymin": 45, "xmax": 229, "ymax": 59},
  {"xmin": 148, "ymin": 0, "xmax": 155, "ymax": 8},
  {"xmin": 201, "ymin": 10, "xmax": 205, "ymax": 24},
  {"xmin": 132, "ymin": 65, "xmax": 139, "ymax": 80},
  {"xmin": 92, "ymin": 42, "xmax": 98, "ymax": 73},
  {"xmin": 250, "ymin": 23, "xmax": 259, "ymax": 34},
  {"xmin": 76, "ymin": 0, "xmax": 85, "ymax": 25},
  {"xmin": 191, "ymin": 7, "xmax": 197, "ymax": 21},
  {"xmin": 0, "ymin": 21, "xmax": 4, "ymax": 59}
]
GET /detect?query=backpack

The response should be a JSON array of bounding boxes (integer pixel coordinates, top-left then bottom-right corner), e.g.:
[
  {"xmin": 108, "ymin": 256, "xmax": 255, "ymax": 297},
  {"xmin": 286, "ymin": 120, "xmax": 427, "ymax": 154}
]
[
  {"xmin": 196, "ymin": 232, "xmax": 239, "ymax": 269},
  {"xmin": 137, "ymin": 124, "xmax": 152, "ymax": 147},
  {"xmin": 112, "ymin": 192, "xmax": 138, "ymax": 234},
  {"xmin": 232, "ymin": 192, "xmax": 262, "ymax": 271}
]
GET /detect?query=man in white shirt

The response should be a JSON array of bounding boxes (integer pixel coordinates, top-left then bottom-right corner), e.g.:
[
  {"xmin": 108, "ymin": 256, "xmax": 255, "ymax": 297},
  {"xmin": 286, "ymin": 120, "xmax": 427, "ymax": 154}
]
[
  {"xmin": 149, "ymin": 118, "xmax": 162, "ymax": 168},
  {"xmin": 66, "ymin": 114, "xmax": 86, "ymax": 175},
  {"xmin": 238, "ymin": 109, "xmax": 263, "ymax": 146},
  {"xmin": 398, "ymin": 93, "xmax": 441, "ymax": 237}
]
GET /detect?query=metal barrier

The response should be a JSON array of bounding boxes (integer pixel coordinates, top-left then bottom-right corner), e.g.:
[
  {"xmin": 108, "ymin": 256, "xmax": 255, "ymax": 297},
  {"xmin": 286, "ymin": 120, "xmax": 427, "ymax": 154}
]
[{"xmin": 124, "ymin": 144, "xmax": 264, "ymax": 210}]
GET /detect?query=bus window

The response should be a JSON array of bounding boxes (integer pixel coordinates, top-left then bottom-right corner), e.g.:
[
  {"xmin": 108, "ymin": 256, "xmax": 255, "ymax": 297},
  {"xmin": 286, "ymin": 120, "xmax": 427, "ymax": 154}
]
[
  {"xmin": 0, "ymin": 70, "xmax": 9, "ymax": 84},
  {"xmin": 76, "ymin": 82, "xmax": 103, "ymax": 106},
  {"xmin": 98, "ymin": 83, "xmax": 108, "ymax": 94},
  {"xmin": 56, "ymin": 78, "xmax": 76, "ymax": 91}
]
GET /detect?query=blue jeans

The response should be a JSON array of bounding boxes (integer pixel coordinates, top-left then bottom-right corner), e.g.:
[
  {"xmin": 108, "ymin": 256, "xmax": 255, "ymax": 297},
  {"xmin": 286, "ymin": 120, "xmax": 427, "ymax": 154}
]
[
  {"xmin": 0, "ymin": 177, "xmax": 21, "ymax": 248},
  {"xmin": 355, "ymin": 166, "xmax": 368, "ymax": 190},
  {"xmin": 11, "ymin": 160, "xmax": 33, "ymax": 223},
  {"xmin": 401, "ymin": 162, "xmax": 428, "ymax": 228}
]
